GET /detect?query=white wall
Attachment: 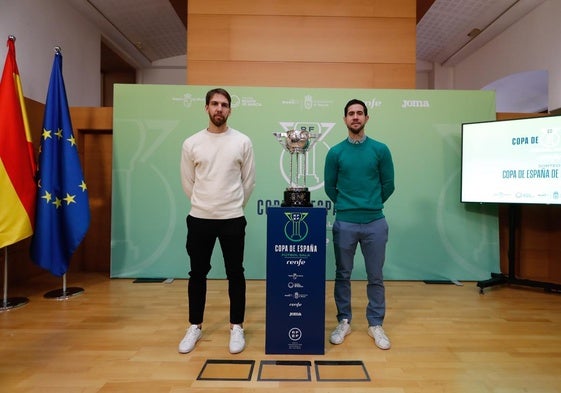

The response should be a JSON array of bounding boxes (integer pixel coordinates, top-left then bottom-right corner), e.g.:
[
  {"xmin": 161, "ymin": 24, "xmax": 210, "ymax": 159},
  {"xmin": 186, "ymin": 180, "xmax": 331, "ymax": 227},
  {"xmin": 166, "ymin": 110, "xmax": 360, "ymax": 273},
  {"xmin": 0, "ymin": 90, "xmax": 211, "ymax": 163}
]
[
  {"xmin": 0, "ymin": 0, "xmax": 101, "ymax": 106},
  {"xmin": 430, "ymin": 0, "xmax": 561, "ymax": 111},
  {"xmin": 137, "ymin": 55, "xmax": 186, "ymax": 85}
]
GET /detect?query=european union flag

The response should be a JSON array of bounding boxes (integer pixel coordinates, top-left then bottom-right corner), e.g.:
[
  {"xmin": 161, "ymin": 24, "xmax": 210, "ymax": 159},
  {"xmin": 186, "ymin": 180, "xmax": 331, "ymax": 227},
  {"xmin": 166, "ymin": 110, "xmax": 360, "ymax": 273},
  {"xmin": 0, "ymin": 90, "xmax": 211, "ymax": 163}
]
[{"xmin": 30, "ymin": 50, "xmax": 90, "ymax": 277}]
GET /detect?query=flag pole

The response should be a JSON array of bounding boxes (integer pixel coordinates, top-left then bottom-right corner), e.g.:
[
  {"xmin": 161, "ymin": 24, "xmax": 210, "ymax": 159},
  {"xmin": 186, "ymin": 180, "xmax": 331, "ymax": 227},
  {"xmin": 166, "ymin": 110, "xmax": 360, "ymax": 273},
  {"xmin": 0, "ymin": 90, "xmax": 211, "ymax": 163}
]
[
  {"xmin": 1, "ymin": 247, "xmax": 29, "ymax": 311},
  {"xmin": 43, "ymin": 273, "xmax": 84, "ymax": 300}
]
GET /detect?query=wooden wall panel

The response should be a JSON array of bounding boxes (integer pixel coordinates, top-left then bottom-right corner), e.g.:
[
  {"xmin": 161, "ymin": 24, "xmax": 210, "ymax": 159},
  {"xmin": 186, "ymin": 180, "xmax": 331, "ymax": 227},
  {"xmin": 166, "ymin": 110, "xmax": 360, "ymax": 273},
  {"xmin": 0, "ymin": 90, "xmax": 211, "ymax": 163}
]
[
  {"xmin": 518, "ymin": 205, "xmax": 561, "ymax": 284},
  {"xmin": 69, "ymin": 107, "xmax": 113, "ymax": 274},
  {"xmin": 78, "ymin": 131, "xmax": 113, "ymax": 273},
  {"xmin": 188, "ymin": 16, "xmax": 414, "ymax": 64},
  {"xmin": 187, "ymin": 61, "xmax": 415, "ymax": 88},
  {"xmin": 189, "ymin": 0, "xmax": 415, "ymax": 17},
  {"xmin": 187, "ymin": 0, "xmax": 416, "ymax": 88},
  {"xmin": 102, "ymin": 72, "xmax": 135, "ymax": 107}
]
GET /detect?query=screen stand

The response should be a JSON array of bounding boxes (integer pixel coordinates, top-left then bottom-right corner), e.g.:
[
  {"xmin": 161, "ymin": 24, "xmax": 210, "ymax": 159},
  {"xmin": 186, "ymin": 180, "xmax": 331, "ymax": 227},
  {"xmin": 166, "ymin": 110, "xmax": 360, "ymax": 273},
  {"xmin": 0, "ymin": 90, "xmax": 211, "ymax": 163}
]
[{"xmin": 477, "ymin": 204, "xmax": 561, "ymax": 294}]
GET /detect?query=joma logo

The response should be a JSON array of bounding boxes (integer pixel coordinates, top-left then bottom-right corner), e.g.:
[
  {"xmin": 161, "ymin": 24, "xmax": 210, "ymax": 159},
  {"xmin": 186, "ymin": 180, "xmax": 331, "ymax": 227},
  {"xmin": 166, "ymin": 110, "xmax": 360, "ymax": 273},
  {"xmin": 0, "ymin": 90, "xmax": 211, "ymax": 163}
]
[{"xmin": 402, "ymin": 99, "xmax": 430, "ymax": 108}]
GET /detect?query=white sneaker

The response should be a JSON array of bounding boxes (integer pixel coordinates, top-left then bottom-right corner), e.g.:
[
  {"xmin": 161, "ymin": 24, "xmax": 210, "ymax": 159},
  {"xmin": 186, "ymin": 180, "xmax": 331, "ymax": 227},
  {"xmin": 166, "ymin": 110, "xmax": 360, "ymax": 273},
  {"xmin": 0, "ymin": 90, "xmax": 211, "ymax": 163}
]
[
  {"xmin": 229, "ymin": 325, "xmax": 245, "ymax": 354},
  {"xmin": 330, "ymin": 319, "xmax": 351, "ymax": 344},
  {"xmin": 368, "ymin": 325, "xmax": 391, "ymax": 350},
  {"xmin": 178, "ymin": 325, "xmax": 202, "ymax": 353}
]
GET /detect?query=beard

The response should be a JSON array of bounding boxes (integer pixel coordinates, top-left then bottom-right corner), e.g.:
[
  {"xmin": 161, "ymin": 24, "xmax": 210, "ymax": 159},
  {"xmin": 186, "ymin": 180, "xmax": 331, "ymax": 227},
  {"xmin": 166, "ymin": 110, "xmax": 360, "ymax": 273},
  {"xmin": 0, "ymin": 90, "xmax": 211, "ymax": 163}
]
[
  {"xmin": 348, "ymin": 123, "xmax": 364, "ymax": 134},
  {"xmin": 210, "ymin": 114, "xmax": 227, "ymax": 127}
]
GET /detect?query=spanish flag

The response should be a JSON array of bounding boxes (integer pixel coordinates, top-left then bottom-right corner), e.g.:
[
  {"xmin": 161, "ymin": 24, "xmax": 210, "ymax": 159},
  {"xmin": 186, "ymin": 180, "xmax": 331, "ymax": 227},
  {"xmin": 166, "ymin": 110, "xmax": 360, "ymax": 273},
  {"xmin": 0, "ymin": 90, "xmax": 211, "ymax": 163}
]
[{"xmin": 0, "ymin": 37, "xmax": 37, "ymax": 248}]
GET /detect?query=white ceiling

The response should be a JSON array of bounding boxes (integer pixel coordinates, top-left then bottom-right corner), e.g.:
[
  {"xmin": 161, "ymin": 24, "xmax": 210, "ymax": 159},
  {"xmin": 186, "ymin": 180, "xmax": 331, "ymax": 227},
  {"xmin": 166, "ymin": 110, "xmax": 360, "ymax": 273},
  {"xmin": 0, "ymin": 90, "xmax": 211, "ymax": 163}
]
[
  {"xmin": 416, "ymin": 0, "xmax": 548, "ymax": 113},
  {"xmin": 68, "ymin": 0, "xmax": 186, "ymax": 67},
  {"xmin": 416, "ymin": 0, "xmax": 545, "ymax": 66},
  {"xmin": 68, "ymin": 0, "xmax": 549, "ymax": 112}
]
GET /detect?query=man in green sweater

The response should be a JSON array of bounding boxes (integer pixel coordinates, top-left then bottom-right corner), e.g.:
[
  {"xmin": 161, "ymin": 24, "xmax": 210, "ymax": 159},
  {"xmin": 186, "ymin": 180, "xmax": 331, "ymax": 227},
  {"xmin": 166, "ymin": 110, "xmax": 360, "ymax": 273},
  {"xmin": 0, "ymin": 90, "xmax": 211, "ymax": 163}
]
[{"xmin": 324, "ymin": 98, "xmax": 395, "ymax": 350}]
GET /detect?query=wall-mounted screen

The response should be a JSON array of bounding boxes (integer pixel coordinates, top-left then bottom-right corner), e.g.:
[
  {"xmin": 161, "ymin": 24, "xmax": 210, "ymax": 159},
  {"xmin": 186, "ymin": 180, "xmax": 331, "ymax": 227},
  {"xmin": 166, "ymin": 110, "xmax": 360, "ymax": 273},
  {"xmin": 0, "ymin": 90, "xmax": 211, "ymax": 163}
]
[{"xmin": 461, "ymin": 115, "xmax": 561, "ymax": 205}]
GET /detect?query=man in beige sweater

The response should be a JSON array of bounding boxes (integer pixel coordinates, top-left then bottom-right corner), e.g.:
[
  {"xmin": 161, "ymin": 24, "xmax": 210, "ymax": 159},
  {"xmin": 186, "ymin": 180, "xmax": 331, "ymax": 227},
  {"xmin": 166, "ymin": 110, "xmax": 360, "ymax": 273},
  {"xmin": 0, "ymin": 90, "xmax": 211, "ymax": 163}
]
[{"xmin": 179, "ymin": 88, "xmax": 256, "ymax": 354}]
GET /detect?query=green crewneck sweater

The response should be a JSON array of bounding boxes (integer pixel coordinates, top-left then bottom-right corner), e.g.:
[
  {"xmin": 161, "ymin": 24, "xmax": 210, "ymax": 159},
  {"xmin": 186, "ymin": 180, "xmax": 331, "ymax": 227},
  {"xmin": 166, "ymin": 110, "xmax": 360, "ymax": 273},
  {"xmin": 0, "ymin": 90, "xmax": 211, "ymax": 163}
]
[{"xmin": 324, "ymin": 136, "xmax": 395, "ymax": 223}]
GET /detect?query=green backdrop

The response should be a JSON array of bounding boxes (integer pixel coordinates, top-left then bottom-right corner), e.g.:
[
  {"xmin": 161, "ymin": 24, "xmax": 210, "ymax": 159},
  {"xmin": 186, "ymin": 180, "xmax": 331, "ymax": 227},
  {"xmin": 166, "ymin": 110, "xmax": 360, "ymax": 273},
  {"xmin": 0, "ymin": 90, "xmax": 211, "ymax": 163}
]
[{"xmin": 111, "ymin": 85, "xmax": 498, "ymax": 281}]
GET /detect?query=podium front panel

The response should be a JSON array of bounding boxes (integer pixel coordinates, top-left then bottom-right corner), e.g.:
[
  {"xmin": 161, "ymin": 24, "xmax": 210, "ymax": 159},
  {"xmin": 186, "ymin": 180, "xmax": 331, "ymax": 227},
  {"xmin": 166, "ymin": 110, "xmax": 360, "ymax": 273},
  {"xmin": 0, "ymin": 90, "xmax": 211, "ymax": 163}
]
[{"xmin": 265, "ymin": 207, "xmax": 327, "ymax": 354}]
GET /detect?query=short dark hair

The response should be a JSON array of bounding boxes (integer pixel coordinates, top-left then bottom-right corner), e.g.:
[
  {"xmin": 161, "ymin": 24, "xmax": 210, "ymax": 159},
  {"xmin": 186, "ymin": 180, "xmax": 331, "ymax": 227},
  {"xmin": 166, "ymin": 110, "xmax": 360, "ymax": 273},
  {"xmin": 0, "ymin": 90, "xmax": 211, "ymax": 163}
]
[
  {"xmin": 344, "ymin": 99, "xmax": 368, "ymax": 116},
  {"xmin": 206, "ymin": 88, "xmax": 231, "ymax": 107}
]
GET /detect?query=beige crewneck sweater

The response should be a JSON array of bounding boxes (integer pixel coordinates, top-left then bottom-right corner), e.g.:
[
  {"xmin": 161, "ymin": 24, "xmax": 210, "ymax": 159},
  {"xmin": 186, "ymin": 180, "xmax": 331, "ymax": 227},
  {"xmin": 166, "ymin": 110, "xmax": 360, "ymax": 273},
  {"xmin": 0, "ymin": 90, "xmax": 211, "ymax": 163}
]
[{"xmin": 180, "ymin": 127, "xmax": 255, "ymax": 219}]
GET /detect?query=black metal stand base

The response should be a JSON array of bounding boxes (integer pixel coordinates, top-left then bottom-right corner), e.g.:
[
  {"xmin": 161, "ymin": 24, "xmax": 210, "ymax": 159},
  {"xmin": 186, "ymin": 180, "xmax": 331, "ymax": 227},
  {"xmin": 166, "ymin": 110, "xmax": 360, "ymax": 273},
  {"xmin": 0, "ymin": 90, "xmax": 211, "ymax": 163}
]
[
  {"xmin": 477, "ymin": 204, "xmax": 561, "ymax": 293},
  {"xmin": 44, "ymin": 287, "xmax": 84, "ymax": 300},
  {"xmin": 477, "ymin": 273, "xmax": 561, "ymax": 293},
  {"xmin": 0, "ymin": 297, "xmax": 29, "ymax": 312},
  {"xmin": 477, "ymin": 273, "xmax": 509, "ymax": 293},
  {"xmin": 477, "ymin": 273, "xmax": 561, "ymax": 294},
  {"xmin": 478, "ymin": 204, "xmax": 561, "ymax": 294}
]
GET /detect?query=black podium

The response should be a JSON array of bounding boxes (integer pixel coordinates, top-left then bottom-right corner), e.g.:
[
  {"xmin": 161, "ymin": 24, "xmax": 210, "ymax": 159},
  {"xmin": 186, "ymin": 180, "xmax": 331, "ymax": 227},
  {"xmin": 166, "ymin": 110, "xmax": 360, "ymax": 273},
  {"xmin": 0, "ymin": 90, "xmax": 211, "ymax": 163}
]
[{"xmin": 265, "ymin": 207, "xmax": 327, "ymax": 354}]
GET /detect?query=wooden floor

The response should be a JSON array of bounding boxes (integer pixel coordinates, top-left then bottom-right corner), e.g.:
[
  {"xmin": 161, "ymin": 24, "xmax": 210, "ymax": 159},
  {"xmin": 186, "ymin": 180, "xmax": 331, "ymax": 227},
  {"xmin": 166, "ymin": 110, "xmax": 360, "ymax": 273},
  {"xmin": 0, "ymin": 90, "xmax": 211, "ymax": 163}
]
[{"xmin": 2, "ymin": 273, "xmax": 561, "ymax": 393}]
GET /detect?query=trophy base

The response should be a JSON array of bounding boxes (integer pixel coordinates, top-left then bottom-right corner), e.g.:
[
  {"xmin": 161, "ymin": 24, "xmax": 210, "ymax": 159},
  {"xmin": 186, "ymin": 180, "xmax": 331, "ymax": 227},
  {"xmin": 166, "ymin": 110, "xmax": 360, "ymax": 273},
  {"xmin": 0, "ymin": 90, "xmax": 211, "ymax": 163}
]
[{"xmin": 282, "ymin": 188, "xmax": 312, "ymax": 207}]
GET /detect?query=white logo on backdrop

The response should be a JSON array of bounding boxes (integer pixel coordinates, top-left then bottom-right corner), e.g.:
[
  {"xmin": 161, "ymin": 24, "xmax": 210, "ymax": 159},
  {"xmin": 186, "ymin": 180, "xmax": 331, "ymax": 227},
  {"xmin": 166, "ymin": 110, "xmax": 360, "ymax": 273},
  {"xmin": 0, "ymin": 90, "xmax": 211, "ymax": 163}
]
[
  {"xmin": 364, "ymin": 98, "xmax": 383, "ymax": 109},
  {"xmin": 281, "ymin": 95, "xmax": 334, "ymax": 110},
  {"xmin": 401, "ymin": 99, "xmax": 430, "ymax": 108},
  {"xmin": 172, "ymin": 93, "xmax": 204, "ymax": 108},
  {"xmin": 278, "ymin": 122, "xmax": 335, "ymax": 191},
  {"xmin": 171, "ymin": 93, "xmax": 262, "ymax": 109},
  {"xmin": 230, "ymin": 95, "xmax": 263, "ymax": 108}
]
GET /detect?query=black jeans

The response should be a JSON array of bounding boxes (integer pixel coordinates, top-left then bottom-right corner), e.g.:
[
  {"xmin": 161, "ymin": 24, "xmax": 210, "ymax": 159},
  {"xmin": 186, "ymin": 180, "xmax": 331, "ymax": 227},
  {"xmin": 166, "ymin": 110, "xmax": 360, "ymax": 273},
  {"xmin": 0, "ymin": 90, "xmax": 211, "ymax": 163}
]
[{"xmin": 186, "ymin": 215, "xmax": 247, "ymax": 325}]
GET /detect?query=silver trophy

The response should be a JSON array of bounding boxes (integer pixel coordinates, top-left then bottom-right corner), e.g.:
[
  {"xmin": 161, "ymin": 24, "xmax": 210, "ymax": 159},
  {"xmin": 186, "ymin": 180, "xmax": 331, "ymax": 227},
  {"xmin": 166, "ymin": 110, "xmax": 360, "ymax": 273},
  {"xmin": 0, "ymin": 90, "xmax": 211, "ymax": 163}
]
[{"xmin": 273, "ymin": 129, "xmax": 318, "ymax": 207}]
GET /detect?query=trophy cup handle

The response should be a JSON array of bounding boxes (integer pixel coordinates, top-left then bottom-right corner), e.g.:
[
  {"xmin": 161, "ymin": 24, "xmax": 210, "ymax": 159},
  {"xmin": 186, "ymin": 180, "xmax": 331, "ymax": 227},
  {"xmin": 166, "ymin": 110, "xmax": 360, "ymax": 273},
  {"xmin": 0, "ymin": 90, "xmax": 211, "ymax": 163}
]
[{"xmin": 273, "ymin": 132, "xmax": 289, "ymax": 150}]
